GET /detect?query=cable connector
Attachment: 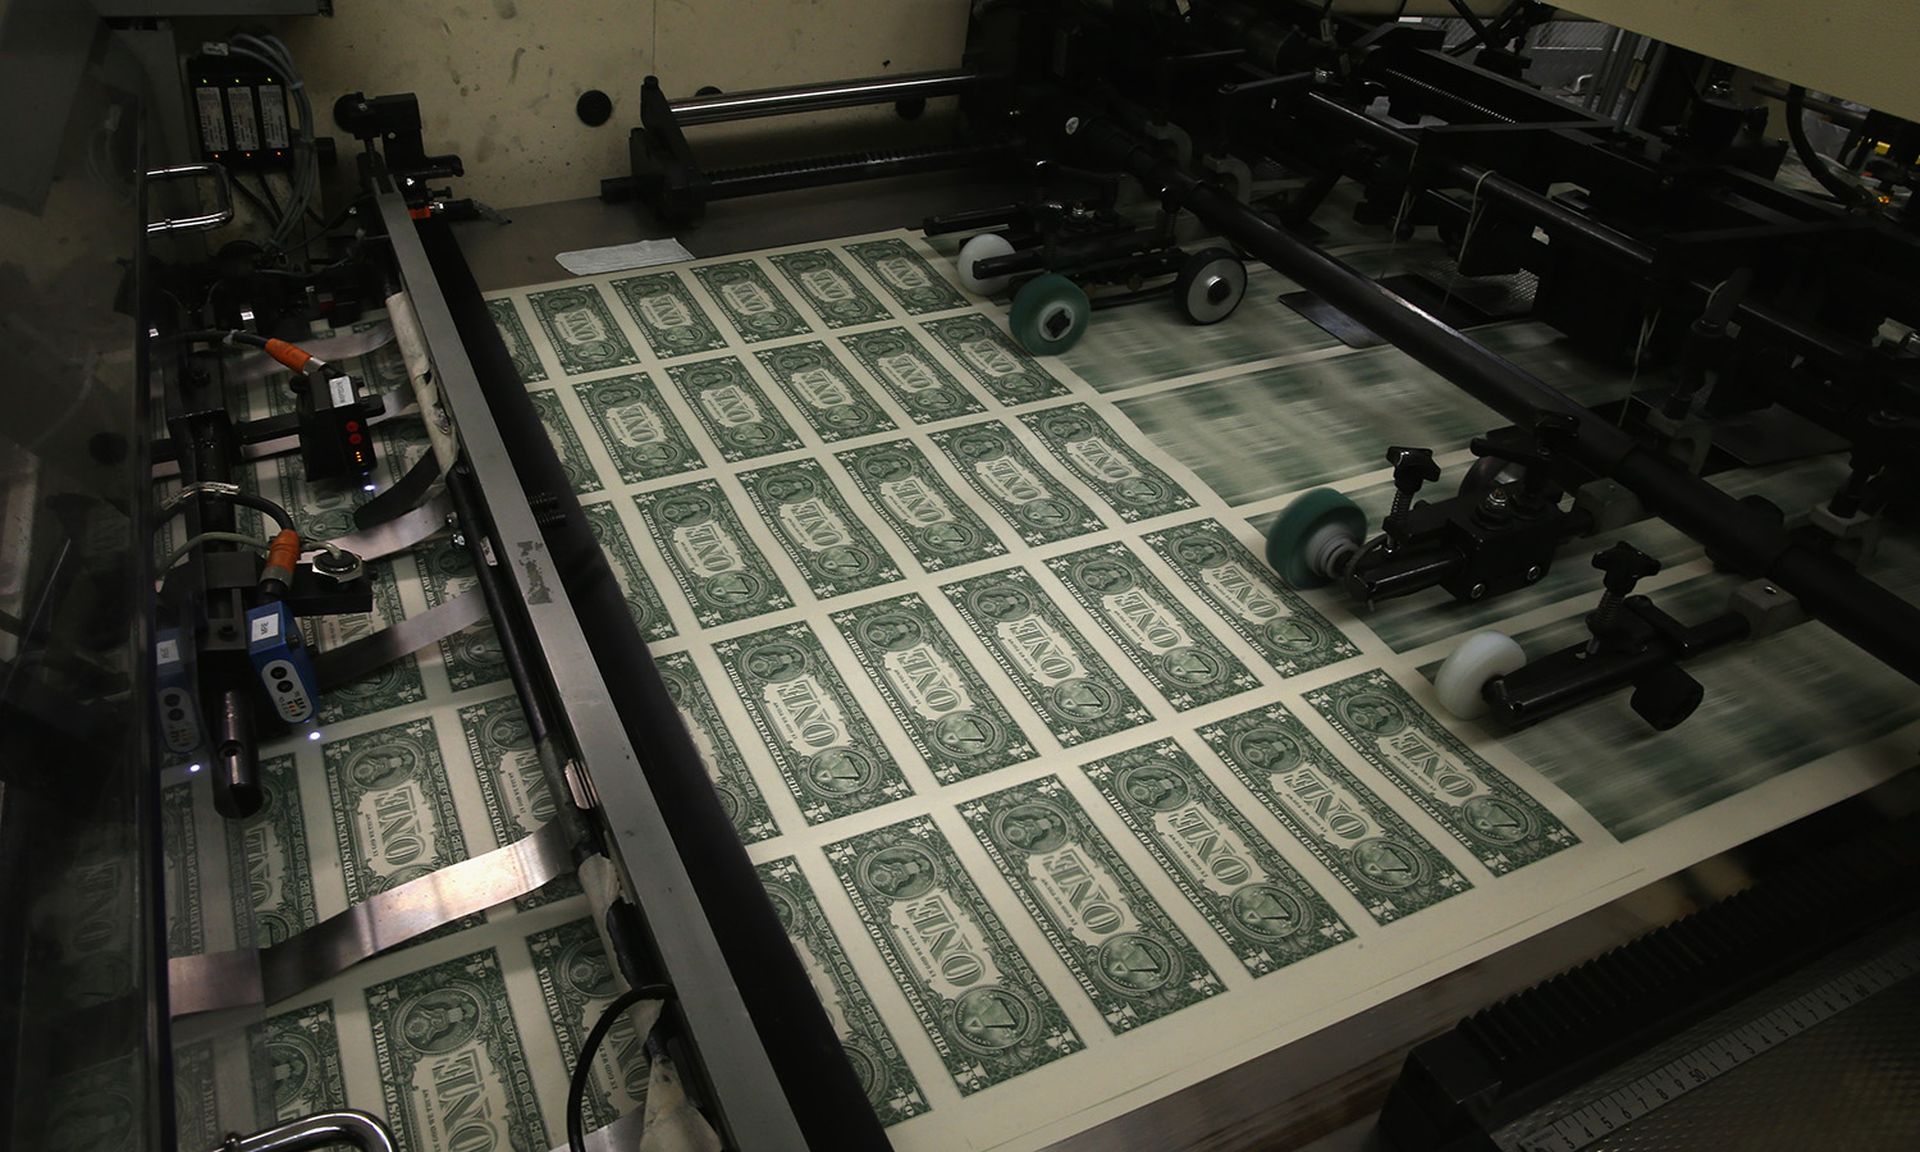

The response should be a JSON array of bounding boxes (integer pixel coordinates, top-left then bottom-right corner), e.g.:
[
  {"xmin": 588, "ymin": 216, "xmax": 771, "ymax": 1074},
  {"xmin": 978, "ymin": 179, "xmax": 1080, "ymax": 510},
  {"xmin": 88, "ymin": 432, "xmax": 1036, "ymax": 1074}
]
[{"xmin": 262, "ymin": 337, "xmax": 326, "ymax": 376}]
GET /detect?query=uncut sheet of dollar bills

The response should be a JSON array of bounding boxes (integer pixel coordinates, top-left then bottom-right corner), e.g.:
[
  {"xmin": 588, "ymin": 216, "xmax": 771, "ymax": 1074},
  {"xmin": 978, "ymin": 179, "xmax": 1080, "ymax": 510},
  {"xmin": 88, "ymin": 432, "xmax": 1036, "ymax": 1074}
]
[{"xmin": 155, "ymin": 223, "xmax": 1920, "ymax": 1152}]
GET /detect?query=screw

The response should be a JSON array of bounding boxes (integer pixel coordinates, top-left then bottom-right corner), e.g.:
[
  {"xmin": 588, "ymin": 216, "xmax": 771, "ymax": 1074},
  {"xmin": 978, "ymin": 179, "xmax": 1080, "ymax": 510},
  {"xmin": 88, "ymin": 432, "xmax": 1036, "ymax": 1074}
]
[
  {"xmin": 452, "ymin": 532, "xmax": 466, "ymax": 547},
  {"xmin": 1469, "ymin": 583, "xmax": 1486, "ymax": 600},
  {"xmin": 1064, "ymin": 116, "xmax": 1081, "ymax": 135},
  {"xmin": 1313, "ymin": 68, "xmax": 1334, "ymax": 86},
  {"xmin": 1525, "ymin": 565, "xmax": 1543, "ymax": 582}
]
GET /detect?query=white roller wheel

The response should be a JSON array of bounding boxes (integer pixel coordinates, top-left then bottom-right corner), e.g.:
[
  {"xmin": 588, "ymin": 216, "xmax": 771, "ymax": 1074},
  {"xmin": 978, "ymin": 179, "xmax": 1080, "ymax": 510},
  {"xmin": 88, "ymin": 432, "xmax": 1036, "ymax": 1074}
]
[
  {"xmin": 957, "ymin": 233, "xmax": 1016, "ymax": 295},
  {"xmin": 1434, "ymin": 631, "xmax": 1528, "ymax": 720}
]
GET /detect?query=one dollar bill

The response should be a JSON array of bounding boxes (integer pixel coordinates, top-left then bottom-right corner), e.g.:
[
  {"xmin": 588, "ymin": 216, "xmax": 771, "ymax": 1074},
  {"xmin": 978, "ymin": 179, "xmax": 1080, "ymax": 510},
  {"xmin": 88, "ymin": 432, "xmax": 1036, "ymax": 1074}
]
[
  {"xmin": 251, "ymin": 1001, "xmax": 347, "ymax": 1124},
  {"xmin": 960, "ymin": 776, "xmax": 1224, "ymax": 1031},
  {"xmin": 1309, "ymin": 671, "xmax": 1578, "ymax": 874},
  {"xmin": 736, "ymin": 457, "xmax": 903, "ymax": 600},
  {"xmin": 921, "ymin": 315, "xmax": 1069, "ymax": 406},
  {"xmin": 830, "ymin": 593, "xmax": 1037, "ymax": 783},
  {"xmin": 666, "ymin": 356, "xmax": 803, "ymax": 463},
  {"xmin": 838, "ymin": 327, "xmax": 986, "ymax": 424},
  {"xmin": 715, "ymin": 622, "xmax": 915, "ymax": 823},
  {"xmin": 691, "ymin": 260, "xmax": 811, "ymax": 343},
  {"xmin": 826, "ymin": 816, "xmax": 1082, "ymax": 1094},
  {"xmin": 528, "ymin": 917, "xmax": 651, "ymax": 1131},
  {"xmin": 769, "ymin": 249, "xmax": 892, "ymax": 329},
  {"xmin": 610, "ymin": 270, "xmax": 728, "ymax": 359},
  {"xmin": 571, "ymin": 372, "xmax": 705, "ymax": 484},
  {"xmin": 845, "ymin": 238, "xmax": 969, "ymax": 315},
  {"xmin": 757, "ymin": 857, "xmax": 928, "ymax": 1124},
  {"xmin": 836, "ymin": 438, "xmax": 1008, "ymax": 571},
  {"xmin": 460, "ymin": 694, "xmax": 578, "ymax": 908},
  {"xmin": 755, "ymin": 340, "xmax": 897, "ymax": 442},
  {"xmin": 487, "ymin": 298, "xmax": 548, "ymax": 384},
  {"xmin": 526, "ymin": 284, "xmax": 640, "ymax": 375},
  {"xmin": 941, "ymin": 567, "xmax": 1151, "ymax": 747},
  {"xmin": 1047, "ymin": 541, "xmax": 1261, "ymax": 710},
  {"xmin": 1084, "ymin": 739, "xmax": 1353, "ymax": 973},
  {"xmin": 581, "ymin": 500, "xmax": 676, "ymax": 643},
  {"xmin": 1020, "ymin": 403, "xmax": 1198, "ymax": 523},
  {"xmin": 633, "ymin": 479, "xmax": 794, "ymax": 628},
  {"xmin": 930, "ymin": 419, "xmax": 1105, "ymax": 546},
  {"xmin": 1199, "ymin": 703, "xmax": 1470, "ymax": 923},
  {"xmin": 1142, "ymin": 518, "xmax": 1357, "ymax": 675},
  {"xmin": 322, "ymin": 717, "xmax": 477, "ymax": 916},
  {"xmin": 224, "ymin": 753, "xmax": 316, "ymax": 948},
  {"xmin": 657, "ymin": 650, "xmax": 780, "ymax": 842},
  {"xmin": 365, "ymin": 948, "xmax": 548, "ymax": 1152}
]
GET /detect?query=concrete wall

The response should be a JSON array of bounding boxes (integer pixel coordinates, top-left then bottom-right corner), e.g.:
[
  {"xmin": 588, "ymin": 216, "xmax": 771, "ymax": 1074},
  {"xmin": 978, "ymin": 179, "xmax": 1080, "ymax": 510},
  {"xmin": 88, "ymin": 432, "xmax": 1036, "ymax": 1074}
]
[
  {"xmin": 1557, "ymin": 0, "xmax": 1920, "ymax": 121},
  {"xmin": 274, "ymin": 0, "xmax": 970, "ymax": 210}
]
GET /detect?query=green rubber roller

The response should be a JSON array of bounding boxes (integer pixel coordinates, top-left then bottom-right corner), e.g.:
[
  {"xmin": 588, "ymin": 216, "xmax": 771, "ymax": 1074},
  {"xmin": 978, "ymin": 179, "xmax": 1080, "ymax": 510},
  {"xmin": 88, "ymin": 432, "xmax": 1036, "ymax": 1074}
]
[
  {"xmin": 1010, "ymin": 273, "xmax": 1091, "ymax": 355},
  {"xmin": 1264, "ymin": 488, "xmax": 1367, "ymax": 589}
]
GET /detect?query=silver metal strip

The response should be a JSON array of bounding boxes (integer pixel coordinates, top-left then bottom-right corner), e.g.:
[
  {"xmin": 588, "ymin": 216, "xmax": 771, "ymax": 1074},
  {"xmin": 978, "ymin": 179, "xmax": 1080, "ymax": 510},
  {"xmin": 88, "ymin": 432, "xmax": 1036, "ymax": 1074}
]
[
  {"xmin": 555, "ymin": 1106, "xmax": 647, "ymax": 1152},
  {"xmin": 374, "ymin": 189, "xmax": 808, "ymax": 1149},
  {"xmin": 303, "ymin": 492, "xmax": 452, "ymax": 562},
  {"xmin": 169, "ymin": 822, "xmax": 570, "ymax": 1017},
  {"xmin": 312, "ymin": 593, "xmax": 485, "ymax": 689}
]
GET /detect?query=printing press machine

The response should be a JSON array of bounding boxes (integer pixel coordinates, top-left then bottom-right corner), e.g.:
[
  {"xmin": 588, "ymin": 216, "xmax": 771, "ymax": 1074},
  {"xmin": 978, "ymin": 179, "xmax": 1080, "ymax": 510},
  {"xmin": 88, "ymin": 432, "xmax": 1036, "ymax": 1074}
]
[{"xmin": 5, "ymin": 2, "xmax": 1920, "ymax": 1151}]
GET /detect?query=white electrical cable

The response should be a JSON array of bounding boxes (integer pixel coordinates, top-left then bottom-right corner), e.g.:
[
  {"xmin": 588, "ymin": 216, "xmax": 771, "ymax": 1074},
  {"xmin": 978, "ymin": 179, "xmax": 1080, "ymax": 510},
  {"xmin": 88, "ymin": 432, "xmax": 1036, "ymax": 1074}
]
[{"xmin": 160, "ymin": 531, "xmax": 269, "ymax": 574}]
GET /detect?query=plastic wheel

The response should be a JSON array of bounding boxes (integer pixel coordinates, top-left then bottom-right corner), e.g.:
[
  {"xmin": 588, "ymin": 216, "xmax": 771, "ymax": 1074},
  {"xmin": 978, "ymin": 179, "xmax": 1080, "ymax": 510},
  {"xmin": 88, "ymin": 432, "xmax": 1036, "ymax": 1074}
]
[
  {"xmin": 956, "ymin": 233, "xmax": 1016, "ymax": 295},
  {"xmin": 1264, "ymin": 488, "xmax": 1367, "ymax": 589},
  {"xmin": 1010, "ymin": 273, "xmax": 1091, "ymax": 355},
  {"xmin": 1434, "ymin": 631, "xmax": 1528, "ymax": 720},
  {"xmin": 1173, "ymin": 247, "xmax": 1248, "ymax": 325}
]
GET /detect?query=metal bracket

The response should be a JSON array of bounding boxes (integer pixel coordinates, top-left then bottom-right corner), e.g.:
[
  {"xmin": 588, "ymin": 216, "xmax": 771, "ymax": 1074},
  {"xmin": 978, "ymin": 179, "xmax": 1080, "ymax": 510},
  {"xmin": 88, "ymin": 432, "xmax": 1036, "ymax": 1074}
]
[{"xmin": 145, "ymin": 163, "xmax": 234, "ymax": 233}]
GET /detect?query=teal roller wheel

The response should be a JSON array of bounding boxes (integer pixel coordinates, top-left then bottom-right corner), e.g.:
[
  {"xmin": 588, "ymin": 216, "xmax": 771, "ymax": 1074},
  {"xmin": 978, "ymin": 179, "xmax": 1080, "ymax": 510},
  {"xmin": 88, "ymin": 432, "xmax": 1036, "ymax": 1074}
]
[
  {"xmin": 1265, "ymin": 488, "xmax": 1367, "ymax": 589},
  {"xmin": 1010, "ymin": 273, "xmax": 1091, "ymax": 355}
]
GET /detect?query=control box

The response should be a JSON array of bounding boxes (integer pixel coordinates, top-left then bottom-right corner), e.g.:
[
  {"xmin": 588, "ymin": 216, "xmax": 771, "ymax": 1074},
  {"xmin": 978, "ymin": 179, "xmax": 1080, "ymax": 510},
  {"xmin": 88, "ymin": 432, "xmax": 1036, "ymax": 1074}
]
[
  {"xmin": 298, "ymin": 371, "xmax": 378, "ymax": 482},
  {"xmin": 246, "ymin": 602, "xmax": 319, "ymax": 725},
  {"xmin": 154, "ymin": 628, "xmax": 203, "ymax": 754}
]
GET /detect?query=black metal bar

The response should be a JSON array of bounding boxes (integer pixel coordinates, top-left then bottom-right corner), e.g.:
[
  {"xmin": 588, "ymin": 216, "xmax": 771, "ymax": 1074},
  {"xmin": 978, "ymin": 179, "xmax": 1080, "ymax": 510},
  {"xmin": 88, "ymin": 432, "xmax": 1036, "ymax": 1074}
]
[
  {"xmin": 1065, "ymin": 113, "xmax": 1920, "ymax": 684},
  {"xmin": 702, "ymin": 139, "xmax": 1021, "ymax": 201},
  {"xmin": 413, "ymin": 212, "xmax": 889, "ymax": 1151},
  {"xmin": 1299, "ymin": 92, "xmax": 1869, "ymax": 365},
  {"xmin": 669, "ymin": 68, "xmax": 984, "ymax": 125}
]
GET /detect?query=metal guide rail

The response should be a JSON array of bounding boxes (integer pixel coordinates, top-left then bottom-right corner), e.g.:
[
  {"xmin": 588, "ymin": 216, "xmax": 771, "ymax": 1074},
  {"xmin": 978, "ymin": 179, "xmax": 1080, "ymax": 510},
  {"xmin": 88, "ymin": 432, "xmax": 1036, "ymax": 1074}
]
[{"xmin": 374, "ymin": 184, "xmax": 883, "ymax": 1144}]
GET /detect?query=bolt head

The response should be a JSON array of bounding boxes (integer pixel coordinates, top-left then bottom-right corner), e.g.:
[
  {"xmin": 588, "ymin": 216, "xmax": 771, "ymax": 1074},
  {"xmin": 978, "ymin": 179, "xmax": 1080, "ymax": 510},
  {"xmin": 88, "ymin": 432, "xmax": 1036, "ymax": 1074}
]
[
  {"xmin": 1469, "ymin": 583, "xmax": 1487, "ymax": 600},
  {"xmin": 1064, "ymin": 116, "xmax": 1081, "ymax": 135},
  {"xmin": 1525, "ymin": 565, "xmax": 1543, "ymax": 581}
]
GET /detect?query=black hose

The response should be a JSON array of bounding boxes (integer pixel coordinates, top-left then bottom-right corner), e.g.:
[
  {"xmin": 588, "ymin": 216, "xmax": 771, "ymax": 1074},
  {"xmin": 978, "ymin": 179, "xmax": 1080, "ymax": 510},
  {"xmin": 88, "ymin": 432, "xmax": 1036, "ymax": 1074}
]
[
  {"xmin": 1786, "ymin": 84, "xmax": 1867, "ymax": 206},
  {"xmin": 155, "ymin": 487, "xmax": 296, "ymax": 534},
  {"xmin": 566, "ymin": 983, "xmax": 673, "ymax": 1152}
]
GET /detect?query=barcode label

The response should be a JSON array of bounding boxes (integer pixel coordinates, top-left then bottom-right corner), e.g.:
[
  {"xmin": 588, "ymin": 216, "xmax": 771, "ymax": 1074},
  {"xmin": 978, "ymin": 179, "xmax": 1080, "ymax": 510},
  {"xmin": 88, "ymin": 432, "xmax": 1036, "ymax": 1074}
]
[
  {"xmin": 195, "ymin": 87, "xmax": 228, "ymax": 152},
  {"xmin": 227, "ymin": 86, "xmax": 260, "ymax": 151},
  {"xmin": 259, "ymin": 83, "xmax": 290, "ymax": 150},
  {"xmin": 250, "ymin": 612, "xmax": 279, "ymax": 644}
]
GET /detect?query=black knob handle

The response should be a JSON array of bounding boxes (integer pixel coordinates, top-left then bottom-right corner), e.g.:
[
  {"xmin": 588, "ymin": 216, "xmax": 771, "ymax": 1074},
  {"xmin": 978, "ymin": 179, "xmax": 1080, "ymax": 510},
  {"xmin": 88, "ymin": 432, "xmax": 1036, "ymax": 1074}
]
[
  {"xmin": 1385, "ymin": 445, "xmax": 1440, "ymax": 489},
  {"xmin": 1530, "ymin": 411, "xmax": 1579, "ymax": 453},
  {"xmin": 1592, "ymin": 541, "xmax": 1660, "ymax": 594}
]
